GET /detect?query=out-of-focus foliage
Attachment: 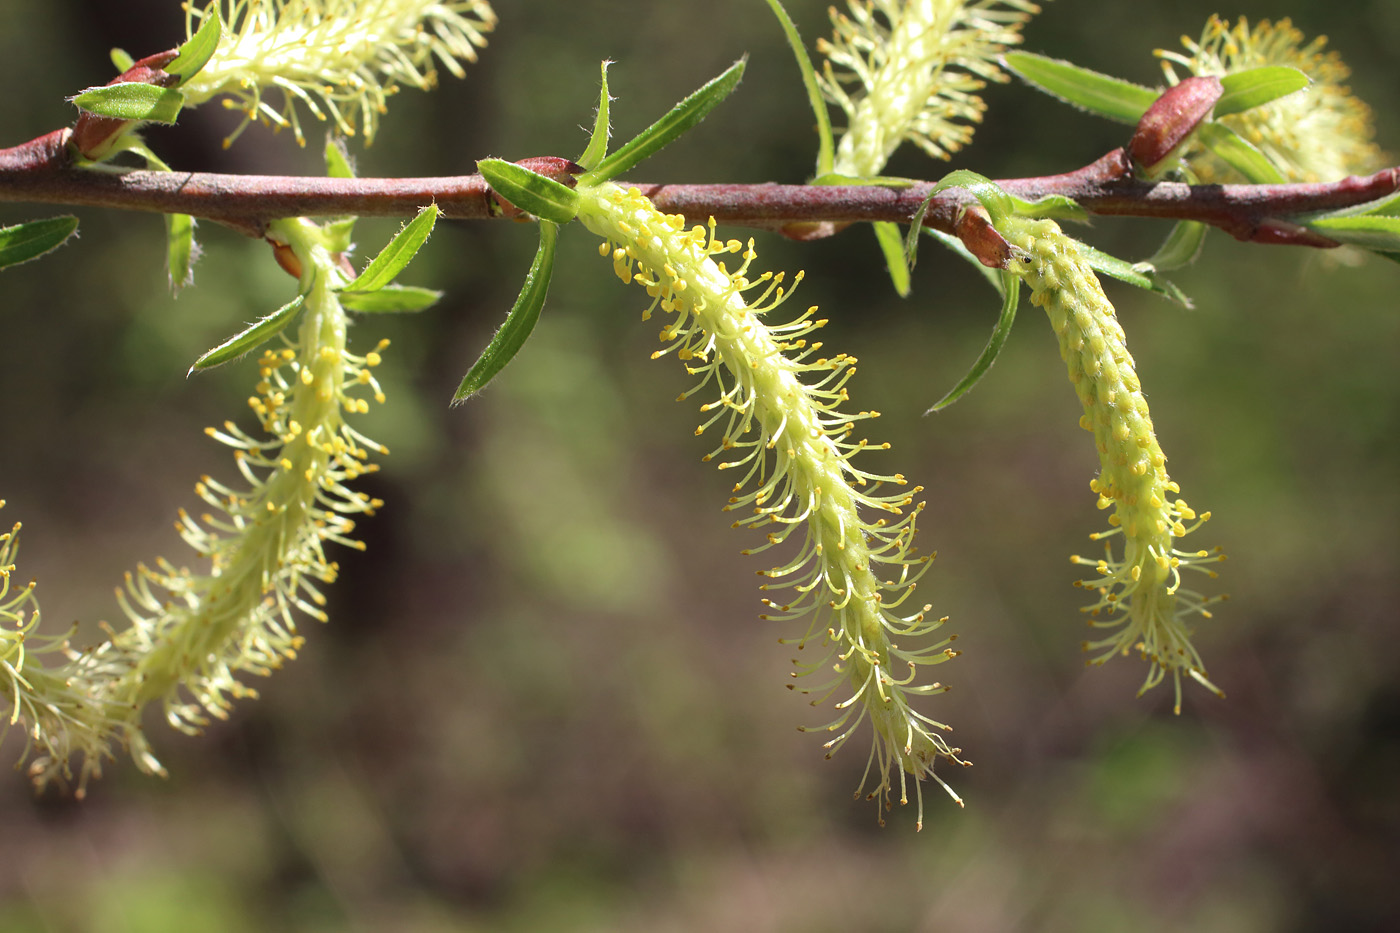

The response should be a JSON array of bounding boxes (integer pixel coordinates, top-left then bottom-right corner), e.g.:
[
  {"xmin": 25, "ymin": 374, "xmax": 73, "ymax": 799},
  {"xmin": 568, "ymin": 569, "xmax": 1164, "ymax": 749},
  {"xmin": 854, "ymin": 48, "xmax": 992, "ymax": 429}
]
[{"xmin": 0, "ymin": 0, "xmax": 1396, "ymax": 929}]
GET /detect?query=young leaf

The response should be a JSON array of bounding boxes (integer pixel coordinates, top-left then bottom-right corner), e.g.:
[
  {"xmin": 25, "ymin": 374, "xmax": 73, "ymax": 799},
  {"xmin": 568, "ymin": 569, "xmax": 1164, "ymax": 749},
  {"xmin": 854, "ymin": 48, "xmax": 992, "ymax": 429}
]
[
  {"xmin": 763, "ymin": 0, "xmax": 834, "ymax": 177},
  {"xmin": 72, "ymin": 83, "xmax": 185, "ymax": 124},
  {"xmin": 1214, "ymin": 66, "xmax": 1309, "ymax": 117},
  {"xmin": 1194, "ymin": 121, "xmax": 1285, "ymax": 184},
  {"xmin": 577, "ymin": 61, "xmax": 613, "ymax": 171},
  {"xmin": 323, "ymin": 217, "xmax": 357, "ymax": 255},
  {"xmin": 1075, "ymin": 241, "xmax": 1192, "ymax": 307},
  {"xmin": 1001, "ymin": 51, "xmax": 1157, "ymax": 125},
  {"xmin": 342, "ymin": 204, "xmax": 439, "ymax": 293},
  {"xmin": 110, "ymin": 48, "xmax": 135, "ymax": 72},
  {"xmin": 453, "ymin": 221, "xmax": 559, "ymax": 402},
  {"xmin": 927, "ymin": 169, "xmax": 1014, "ymax": 222},
  {"xmin": 1008, "ymin": 193, "xmax": 1088, "ymax": 222},
  {"xmin": 927, "ymin": 269, "xmax": 1020, "ymax": 412},
  {"xmin": 1304, "ymin": 214, "xmax": 1400, "ymax": 252},
  {"xmin": 871, "ymin": 222, "xmax": 910, "ymax": 297},
  {"xmin": 339, "ymin": 285, "xmax": 443, "ymax": 313},
  {"xmin": 190, "ymin": 294, "xmax": 305, "ymax": 372},
  {"xmin": 165, "ymin": 13, "xmax": 221, "ymax": 84},
  {"xmin": 324, "ymin": 136, "xmax": 356, "ymax": 179},
  {"xmin": 906, "ymin": 169, "xmax": 1014, "ymax": 267},
  {"xmin": 165, "ymin": 212, "xmax": 197, "ymax": 290},
  {"xmin": 581, "ymin": 58, "xmax": 746, "ymax": 185},
  {"xmin": 0, "ymin": 216, "xmax": 79, "ymax": 269},
  {"xmin": 1139, "ymin": 220, "xmax": 1208, "ymax": 272},
  {"xmin": 478, "ymin": 159, "xmax": 580, "ymax": 225}
]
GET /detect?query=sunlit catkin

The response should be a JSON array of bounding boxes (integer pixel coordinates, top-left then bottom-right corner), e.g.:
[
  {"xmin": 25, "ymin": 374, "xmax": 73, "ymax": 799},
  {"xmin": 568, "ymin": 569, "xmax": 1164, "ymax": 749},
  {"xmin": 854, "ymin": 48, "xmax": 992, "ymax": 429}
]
[
  {"xmin": 1001, "ymin": 215, "xmax": 1226, "ymax": 712},
  {"xmin": 16, "ymin": 218, "xmax": 389, "ymax": 794},
  {"xmin": 577, "ymin": 181, "xmax": 966, "ymax": 827}
]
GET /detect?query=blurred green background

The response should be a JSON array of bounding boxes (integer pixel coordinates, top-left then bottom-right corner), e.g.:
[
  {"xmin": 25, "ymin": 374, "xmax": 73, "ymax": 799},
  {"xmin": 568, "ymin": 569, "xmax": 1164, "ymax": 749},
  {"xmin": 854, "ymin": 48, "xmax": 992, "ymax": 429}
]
[{"xmin": 1, "ymin": 1, "xmax": 1397, "ymax": 930}]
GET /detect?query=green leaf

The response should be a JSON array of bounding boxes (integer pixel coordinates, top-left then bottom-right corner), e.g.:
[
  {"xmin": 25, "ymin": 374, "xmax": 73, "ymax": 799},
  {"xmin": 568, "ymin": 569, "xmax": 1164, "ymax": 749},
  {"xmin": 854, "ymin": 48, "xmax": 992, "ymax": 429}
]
[
  {"xmin": 1008, "ymin": 193, "xmax": 1088, "ymax": 222},
  {"xmin": 1139, "ymin": 220, "xmax": 1207, "ymax": 272},
  {"xmin": 927, "ymin": 269, "xmax": 1020, "ymax": 412},
  {"xmin": 1214, "ymin": 66, "xmax": 1308, "ymax": 117},
  {"xmin": 927, "ymin": 169, "xmax": 1013, "ymax": 221},
  {"xmin": 871, "ymin": 222, "xmax": 910, "ymax": 297},
  {"xmin": 119, "ymin": 139, "xmax": 173, "ymax": 171},
  {"xmin": 323, "ymin": 217, "xmax": 357, "ymax": 254},
  {"xmin": 763, "ymin": 0, "xmax": 834, "ymax": 177},
  {"xmin": 165, "ymin": 13, "xmax": 221, "ymax": 83},
  {"xmin": 324, "ymin": 136, "xmax": 355, "ymax": 178},
  {"xmin": 478, "ymin": 159, "xmax": 579, "ymax": 225},
  {"xmin": 73, "ymin": 82, "xmax": 184, "ymax": 124},
  {"xmin": 1001, "ymin": 51, "xmax": 1157, "ymax": 125},
  {"xmin": 0, "ymin": 216, "xmax": 79, "ymax": 269},
  {"xmin": 1304, "ymin": 214, "xmax": 1400, "ymax": 252},
  {"xmin": 453, "ymin": 220, "xmax": 558, "ymax": 402},
  {"xmin": 577, "ymin": 61, "xmax": 612, "ymax": 171},
  {"xmin": 581, "ymin": 58, "xmax": 746, "ymax": 185},
  {"xmin": 342, "ymin": 204, "xmax": 438, "ymax": 293},
  {"xmin": 165, "ymin": 212, "xmax": 197, "ymax": 290},
  {"xmin": 340, "ymin": 285, "xmax": 443, "ymax": 313},
  {"xmin": 190, "ymin": 293, "xmax": 305, "ymax": 372},
  {"xmin": 904, "ymin": 171, "xmax": 1014, "ymax": 272},
  {"xmin": 1075, "ymin": 241, "xmax": 1192, "ymax": 307},
  {"xmin": 1300, "ymin": 188, "xmax": 1400, "ymax": 220},
  {"xmin": 1194, "ymin": 121, "xmax": 1285, "ymax": 183},
  {"xmin": 110, "ymin": 48, "xmax": 134, "ymax": 72}
]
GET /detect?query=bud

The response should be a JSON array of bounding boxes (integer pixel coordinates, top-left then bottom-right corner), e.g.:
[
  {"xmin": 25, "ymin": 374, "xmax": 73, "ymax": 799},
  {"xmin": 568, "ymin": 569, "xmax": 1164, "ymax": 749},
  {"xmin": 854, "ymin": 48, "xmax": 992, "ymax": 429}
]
[{"xmin": 1129, "ymin": 76, "xmax": 1222, "ymax": 180}]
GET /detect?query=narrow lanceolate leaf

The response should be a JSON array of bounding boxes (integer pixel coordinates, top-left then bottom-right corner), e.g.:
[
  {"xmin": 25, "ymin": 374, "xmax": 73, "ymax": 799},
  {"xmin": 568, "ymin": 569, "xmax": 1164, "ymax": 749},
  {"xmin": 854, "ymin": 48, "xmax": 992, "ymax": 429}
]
[
  {"xmin": 73, "ymin": 83, "xmax": 184, "ymax": 123},
  {"xmin": 1009, "ymin": 193, "xmax": 1088, "ymax": 222},
  {"xmin": 582, "ymin": 58, "xmax": 746, "ymax": 185},
  {"xmin": 577, "ymin": 61, "xmax": 613, "ymax": 171},
  {"xmin": 453, "ymin": 220, "xmax": 558, "ymax": 402},
  {"xmin": 190, "ymin": 294, "xmax": 305, "ymax": 373},
  {"xmin": 927, "ymin": 169, "xmax": 1013, "ymax": 222},
  {"xmin": 907, "ymin": 169, "xmax": 1013, "ymax": 267},
  {"xmin": 763, "ymin": 0, "xmax": 834, "ymax": 176},
  {"xmin": 478, "ymin": 159, "xmax": 579, "ymax": 225},
  {"xmin": 871, "ymin": 221, "xmax": 911, "ymax": 297},
  {"xmin": 165, "ymin": 13, "xmax": 221, "ymax": 83},
  {"xmin": 927, "ymin": 269, "xmax": 1019, "ymax": 412},
  {"xmin": 1001, "ymin": 51, "xmax": 1157, "ymax": 124},
  {"xmin": 1140, "ymin": 220, "xmax": 1208, "ymax": 272},
  {"xmin": 343, "ymin": 204, "xmax": 439, "ymax": 293},
  {"xmin": 324, "ymin": 136, "xmax": 356, "ymax": 179},
  {"xmin": 1214, "ymin": 65, "xmax": 1309, "ymax": 117},
  {"xmin": 339, "ymin": 284, "xmax": 442, "ymax": 313},
  {"xmin": 1194, "ymin": 121, "xmax": 1285, "ymax": 184},
  {"xmin": 1304, "ymin": 214, "xmax": 1400, "ymax": 252},
  {"xmin": 165, "ymin": 212, "xmax": 197, "ymax": 290},
  {"xmin": 1076, "ymin": 241, "xmax": 1192, "ymax": 307},
  {"xmin": 0, "ymin": 216, "xmax": 78, "ymax": 269}
]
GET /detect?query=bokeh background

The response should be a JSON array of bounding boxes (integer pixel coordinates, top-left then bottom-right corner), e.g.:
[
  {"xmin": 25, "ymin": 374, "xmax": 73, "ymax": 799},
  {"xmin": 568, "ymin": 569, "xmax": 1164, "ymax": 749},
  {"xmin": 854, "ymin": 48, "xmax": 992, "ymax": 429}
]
[{"xmin": 1, "ymin": 1, "xmax": 1398, "ymax": 930}]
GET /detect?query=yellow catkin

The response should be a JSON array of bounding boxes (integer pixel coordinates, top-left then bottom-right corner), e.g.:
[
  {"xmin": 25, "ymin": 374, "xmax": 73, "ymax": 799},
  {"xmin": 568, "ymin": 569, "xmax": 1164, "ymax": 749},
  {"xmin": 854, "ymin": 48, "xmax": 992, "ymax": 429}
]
[
  {"xmin": 1002, "ymin": 215, "xmax": 1226, "ymax": 713},
  {"xmin": 578, "ymin": 181, "xmax": 965, "ymax": 827}
]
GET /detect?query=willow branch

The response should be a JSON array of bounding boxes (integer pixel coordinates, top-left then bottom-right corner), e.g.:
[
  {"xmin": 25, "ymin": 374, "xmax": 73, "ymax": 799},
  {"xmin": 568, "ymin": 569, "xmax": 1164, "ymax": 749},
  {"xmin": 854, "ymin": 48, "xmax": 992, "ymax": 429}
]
[{"xmin": 3, "ymin": 131, "xmax": 1396, "ymax": 246}]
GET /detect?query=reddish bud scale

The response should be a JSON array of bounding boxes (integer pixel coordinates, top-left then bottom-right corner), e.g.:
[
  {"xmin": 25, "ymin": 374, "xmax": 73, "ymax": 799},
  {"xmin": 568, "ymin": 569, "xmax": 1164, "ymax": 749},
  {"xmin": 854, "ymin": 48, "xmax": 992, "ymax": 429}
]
[{"xmin": 1130, "ymin": 76, "xmax": 1222, "ymax": 178}]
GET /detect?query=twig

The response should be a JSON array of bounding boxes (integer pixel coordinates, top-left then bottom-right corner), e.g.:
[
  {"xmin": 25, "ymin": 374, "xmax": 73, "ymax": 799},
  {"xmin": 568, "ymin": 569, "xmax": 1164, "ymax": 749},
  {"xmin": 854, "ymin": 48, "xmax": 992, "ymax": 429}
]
[{"xmin": 3, "ymin": 131, "xmax": 1397, "ymax": 246}]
